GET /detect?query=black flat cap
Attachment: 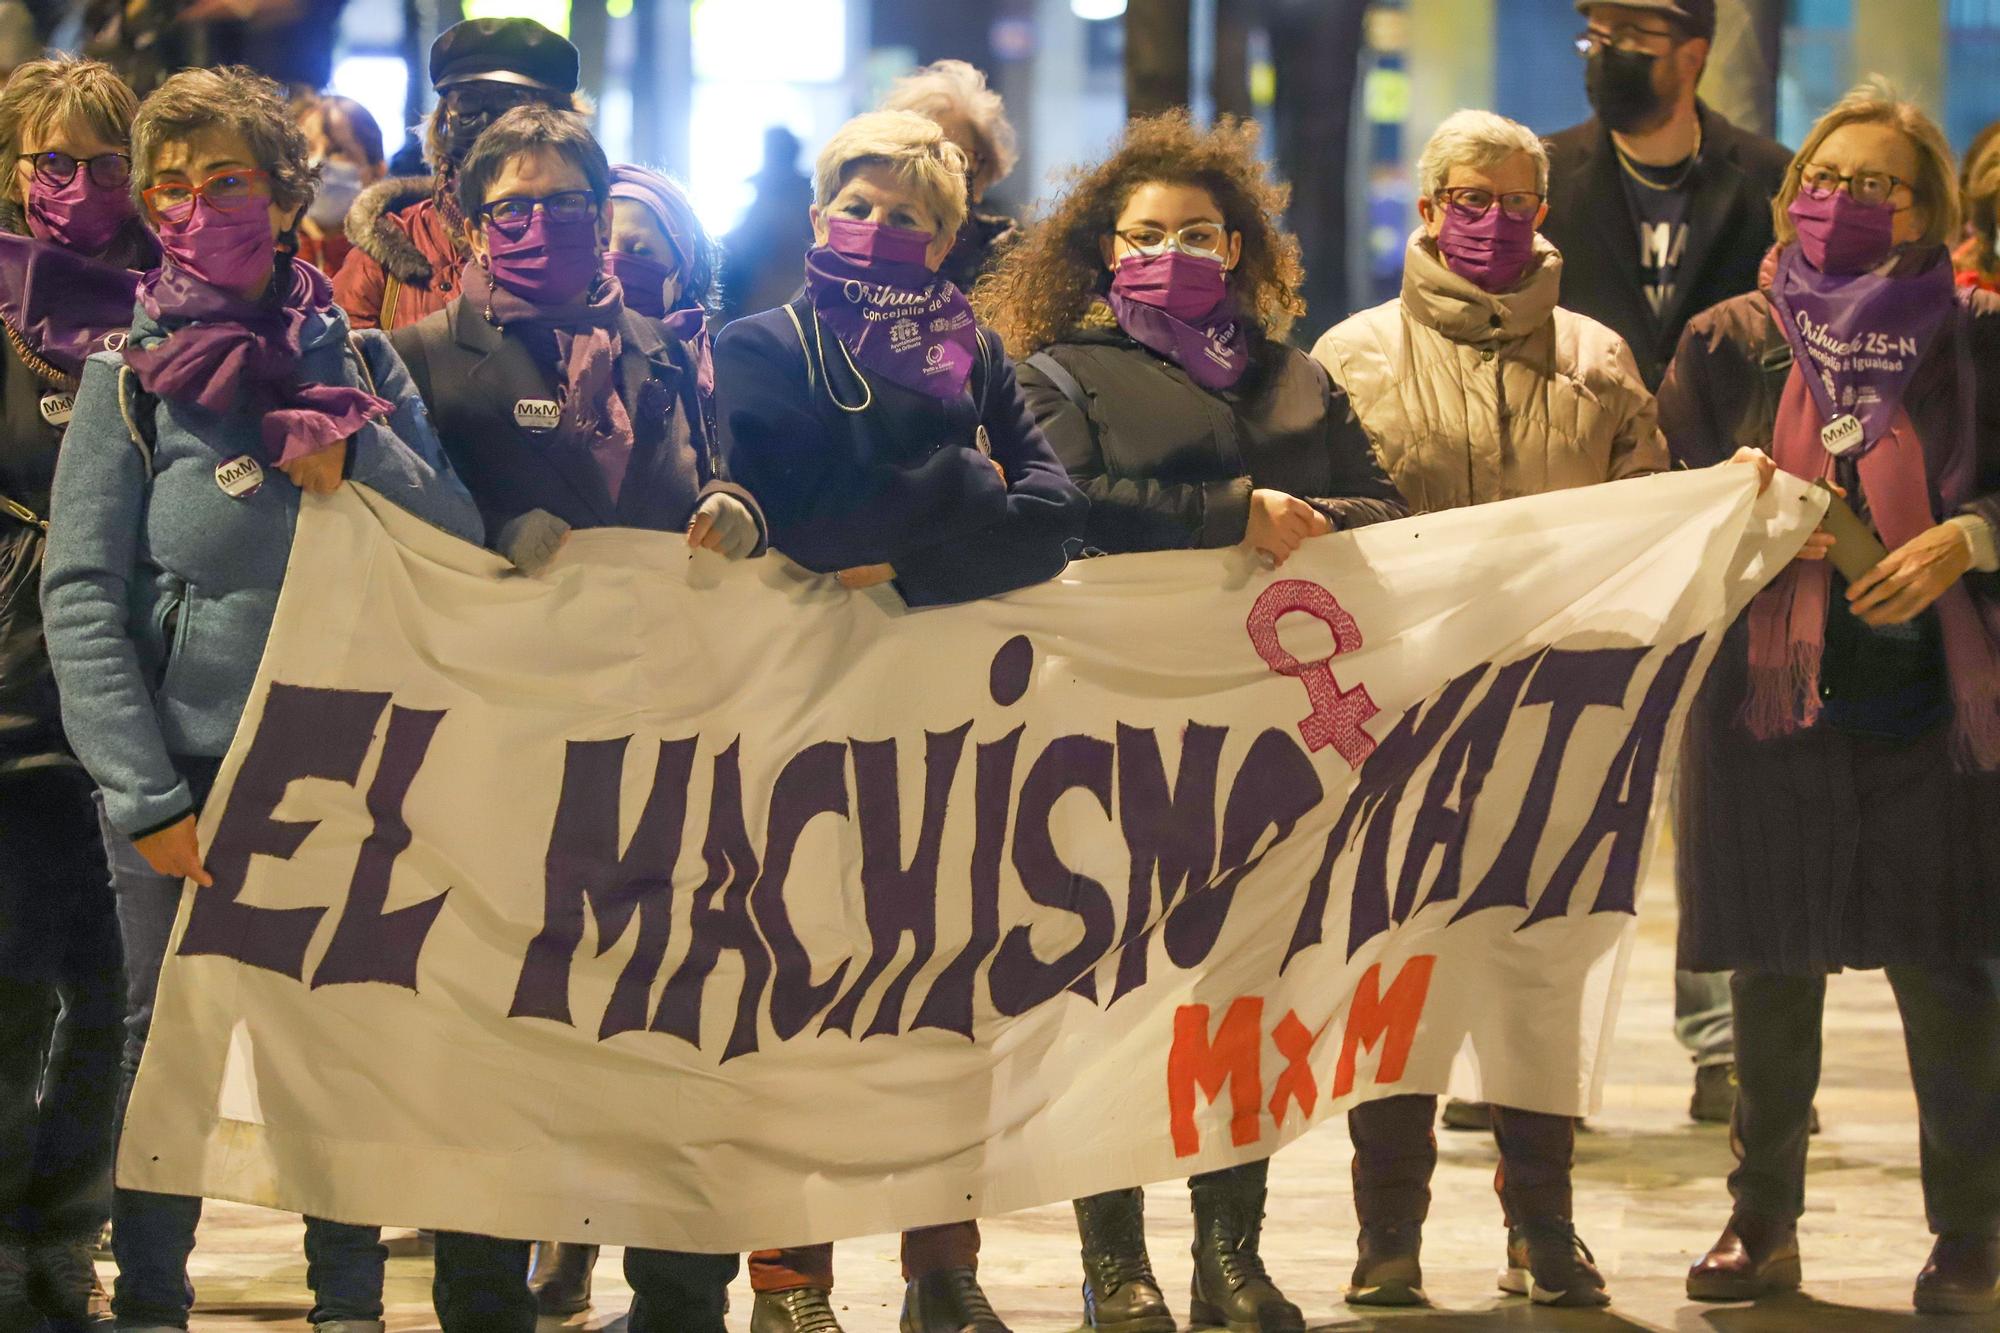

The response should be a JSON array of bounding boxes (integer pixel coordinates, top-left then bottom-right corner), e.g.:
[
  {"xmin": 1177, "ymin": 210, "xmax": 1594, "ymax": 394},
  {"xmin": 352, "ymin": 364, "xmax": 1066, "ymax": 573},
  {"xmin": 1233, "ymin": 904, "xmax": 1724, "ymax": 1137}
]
[
  {"xmin": 1573, "ymin": 0, "xmax": 1716, "ymax": 42},
  {"xmin": 430, "ymin": 16, "xmax": 579, "ymax": 94}
]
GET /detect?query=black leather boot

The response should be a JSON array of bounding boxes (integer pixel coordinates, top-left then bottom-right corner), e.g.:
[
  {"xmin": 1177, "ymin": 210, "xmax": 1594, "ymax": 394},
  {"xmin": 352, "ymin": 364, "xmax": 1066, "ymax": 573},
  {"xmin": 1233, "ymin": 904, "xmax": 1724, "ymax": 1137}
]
[
  {"xmin": 1346, "ymin": 1222, "xmax": 1426, "ymax": 1306},
  {"xmin": 1187, "ymin": 1162, "xmax": 1304, "ymax": 1332},
  {"xmin": 752, "ymin": 1286, "xmax": 845, "ymax": 1332},
  {"xmin": 899, "ymin": 1267, "xmax": 1011, "ymax": 1332},
  {"xmin": 1074, "ymin": 1189, "xmax": 1175, "ymax": 1331},
  {"xmin": 526, "ymin": 1241, "xmax": 596, "ymax": 1316}
]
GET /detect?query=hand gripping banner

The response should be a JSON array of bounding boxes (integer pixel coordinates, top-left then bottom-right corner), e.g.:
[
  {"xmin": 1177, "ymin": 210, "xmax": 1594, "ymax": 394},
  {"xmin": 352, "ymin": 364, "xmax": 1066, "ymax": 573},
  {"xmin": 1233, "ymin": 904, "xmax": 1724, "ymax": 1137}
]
[{"xmin": 120, "ymin": 468, "xmax": 1822, "ymax": 1253}]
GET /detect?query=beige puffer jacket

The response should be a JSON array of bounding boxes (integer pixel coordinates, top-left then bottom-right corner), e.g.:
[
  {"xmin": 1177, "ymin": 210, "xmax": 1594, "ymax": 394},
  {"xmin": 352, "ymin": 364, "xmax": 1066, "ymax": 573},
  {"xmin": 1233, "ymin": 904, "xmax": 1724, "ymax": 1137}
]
[{"xmin": 1312, "ymin": 229, "xmax": 1667, "ymax": 514}]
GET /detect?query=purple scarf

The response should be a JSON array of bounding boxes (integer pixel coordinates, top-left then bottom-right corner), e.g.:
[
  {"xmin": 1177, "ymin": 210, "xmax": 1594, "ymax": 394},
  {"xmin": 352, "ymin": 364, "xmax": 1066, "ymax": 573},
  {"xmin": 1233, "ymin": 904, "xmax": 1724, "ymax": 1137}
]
[
  {"xmin": 1747, "ymin": 244, "xmax": 2000, "ymax": 767},
  {"xmin": 802, "ymin": 219, "xmax": 978, "ymax": 399},
  {"xmin": 660, "ymin": 304, "xmax": 713, "ymax": 398},
  {"xmin": 0, "ymin": 231, "xmax": 150, "ymax": 378},
  {"xmin": 463, "ymin": 261, "xmax": 637, "ymax": 504},
  {"xmin": 1103, "ymin": 288, "xmax": 1249, "ymax": 392},
  {"xmin": 1768, "ymin": 242, "xmax": 1955, "ymax": 456},
  {"xmin": 122, "ymin": 259, "xmax": 392, "ymax": 466}
]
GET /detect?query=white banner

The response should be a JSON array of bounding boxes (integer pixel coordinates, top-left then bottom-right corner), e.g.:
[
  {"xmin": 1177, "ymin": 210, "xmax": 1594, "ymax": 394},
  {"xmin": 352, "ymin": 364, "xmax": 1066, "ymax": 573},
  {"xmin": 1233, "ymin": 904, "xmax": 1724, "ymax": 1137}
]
[{"xmin": 121, "ymin": 468, "xmax": 1819, "ymax": 1254}]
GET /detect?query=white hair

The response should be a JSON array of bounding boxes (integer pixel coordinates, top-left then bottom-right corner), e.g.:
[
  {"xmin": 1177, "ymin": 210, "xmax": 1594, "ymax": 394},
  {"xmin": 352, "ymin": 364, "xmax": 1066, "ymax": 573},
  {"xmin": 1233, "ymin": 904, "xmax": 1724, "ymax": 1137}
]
[
  {"xmin": 1416, "ymin": 109, "xmax": 1549, "ymax": 200},
  {"xmin": 878, "ymin": 58, "xmax": 1018, "ymax": 192},
  {"xmin": 814, "ymin": 109, "xmax": 970, "ymax": 241}
]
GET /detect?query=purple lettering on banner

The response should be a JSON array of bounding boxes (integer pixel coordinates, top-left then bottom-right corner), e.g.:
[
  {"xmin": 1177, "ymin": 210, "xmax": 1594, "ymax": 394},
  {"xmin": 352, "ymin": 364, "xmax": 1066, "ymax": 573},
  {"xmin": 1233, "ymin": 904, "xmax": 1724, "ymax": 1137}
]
[
  {"xmin": 1163, "ymin": 728, "xmax": 1321, "ymax": 969},
  {"xmin": 1110, "ymin": 722, "xmax": 1225, "ymax": 1004},
  {"xmin": 822, "ymin": 726, "xmax": 970, "ymax": 1038},
  {"xmin": 990, "ymin": 734, "xmax": 1116, "ymax": 1014},
  {"xmin": 508, "ymin": 737, "xmax": 694, "ymax": 1037},
  {"xmin": 1452, "ymin": 647, "xmax": 1646, "ymax": 923},
  {"xmin": 1303, "ymin": 665, "xmax": 1487, "ymax": 964},
  {"xmin": 989, "ymin": 635, "xmax": 1033, "ymax": 706},
  {"xmin": 180, "ymin": 684, "xmax": 388, "ymax": 979},
  {"xmin": 311, "ymin": 705, "xmax": 450, "ymax": 990},
  {"xmin": 1394, "ymin": 654, "xmax": 1541, "ymax": 923},
  {"xmin": 1244, "ymin": 579, "xmax": 1380, "ymax": 767},
  {"xmin": 911, "ymin": 725, "xmax": 1021, "ymax": 1038},
  {"xmin": 1280, "ymin": 826, "xmax": 1347, "ymax": 974},
  {"xmin": 653, "ymin": 741, "xmax": 771, "ymax": 1060},
  {"xmin": 1523, "ymin": 635, "xmax": 1704, "ymax": 927},
  {"xmin": 752, "ymin": 740, "xmax": 853, "ymax": 1040}
]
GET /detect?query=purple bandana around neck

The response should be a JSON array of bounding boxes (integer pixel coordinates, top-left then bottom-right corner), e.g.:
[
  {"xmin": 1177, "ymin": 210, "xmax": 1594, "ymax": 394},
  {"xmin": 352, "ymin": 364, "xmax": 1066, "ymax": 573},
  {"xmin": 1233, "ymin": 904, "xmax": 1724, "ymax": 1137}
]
[
  {"xmin": 0, "ymin": 232, "xmax": 146, "ymax": 378},
  {"xmin": 802, "ymin": 216, "xmax": 977, "ymax": 400},
  {"xmin": 660, "ymin": 302, "xmax": 714, "ymax": 398},
  {"xmin": 462, "ymin": 262, "xmax": 638, "ymax": 502},
  {"xmin": 122, "ymin": 259, "xmax": 393, "ymax": 466},
  {"xmin": 1768, "ymin": 242, "xmax": 1956, "ymax": 456},
  {"xmin": 1104, "ymin": 283, "xmax": 1249, "ymax": 392}
]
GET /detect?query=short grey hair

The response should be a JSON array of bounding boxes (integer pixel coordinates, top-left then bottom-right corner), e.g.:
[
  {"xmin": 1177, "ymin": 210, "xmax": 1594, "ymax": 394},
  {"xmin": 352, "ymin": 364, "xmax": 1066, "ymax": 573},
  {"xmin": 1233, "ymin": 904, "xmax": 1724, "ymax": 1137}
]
[
  {"xmin": 814, "ymin": 109, "xmax": 969, "ymax": 241},
  {"xmin": 1416, "ymin": 109, "xmax": 1549, "ymax": 200},
  {"xmin": 878, "ymin": 58, "xmax": 1017, "ymax": 193}
]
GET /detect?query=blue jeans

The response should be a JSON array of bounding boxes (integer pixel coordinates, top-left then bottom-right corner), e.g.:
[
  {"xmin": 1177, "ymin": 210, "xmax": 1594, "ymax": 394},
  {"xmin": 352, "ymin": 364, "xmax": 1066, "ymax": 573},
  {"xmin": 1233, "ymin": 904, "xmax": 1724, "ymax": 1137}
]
[
  {"xmin": 1675, "ymin": 968, "xmax": 1735, "ymax": 1066},
  {"xmin": 98, "ymin": 792, "xmax": 385, "ymax": 1328}
]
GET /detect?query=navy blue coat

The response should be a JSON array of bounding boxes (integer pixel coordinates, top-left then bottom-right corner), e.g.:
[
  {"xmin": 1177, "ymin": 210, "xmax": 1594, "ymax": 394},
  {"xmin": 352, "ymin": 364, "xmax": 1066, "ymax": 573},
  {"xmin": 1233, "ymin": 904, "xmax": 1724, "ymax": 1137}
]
[{"xmin": 714, "ymin": 297, "xmax": 1086, "ymax": 607}]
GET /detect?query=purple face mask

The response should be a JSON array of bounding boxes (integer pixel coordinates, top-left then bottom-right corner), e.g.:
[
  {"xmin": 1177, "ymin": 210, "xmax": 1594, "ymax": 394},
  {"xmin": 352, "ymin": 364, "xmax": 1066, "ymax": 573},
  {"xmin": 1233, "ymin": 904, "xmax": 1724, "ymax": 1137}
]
[
  {"xmin": 155, "ymin": 199, "xmax": 275, "ymax": 293},
  {"xmin": 824, "ymin": 213, "xmax": 932, "ymax": 267},
  {"xmin": 1434, "ymin": 201, "xmax": 1538, "ymax": 292},
  {"xmin": 485, "ymin": 210, "xmax": 603, "ymax": 307},
  {"xmin": 1108, "ymin": 250, "xmax": 1230, "ymax": 324},
  {"xmin": 1788, "ymin": 188, "xmax": 1896, "ymax": 276},
  {"xmin": 605, "ymin": 248, "xmax": 674, "ymax": 319},
  {"xmin": 26, "ymin": 172, "xmax": 135, "ymax": 256}
]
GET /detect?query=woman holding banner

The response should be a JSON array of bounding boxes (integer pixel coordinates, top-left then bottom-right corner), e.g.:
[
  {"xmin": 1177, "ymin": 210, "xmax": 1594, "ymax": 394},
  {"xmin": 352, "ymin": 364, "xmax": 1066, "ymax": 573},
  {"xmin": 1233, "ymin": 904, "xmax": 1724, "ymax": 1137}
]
[
  {"xmin": 713, "ymin": 108, "xmax": 1084, "ymax": 1333},
  {"xmin": 1659, "ymin": 83, "xmax": 2000, "ymax": 1317},
  {"xmin": 391, "ymin": 108, "xmax": 756, "ymax": 1333},
  {"xmin": 976, "ymin": 109, "xmax": 1401, "ymax": 1333},
  {"xmin": 1309, "ymin": 108, "xmax": 1666, "ymax": 1313},
  {"xmin": 38, "ymin": 66, "xmax": 482, "ymax": 1333},
  {"xmin": 0, "ymin": 53, "xmax": 157, "ymax": 1331}
]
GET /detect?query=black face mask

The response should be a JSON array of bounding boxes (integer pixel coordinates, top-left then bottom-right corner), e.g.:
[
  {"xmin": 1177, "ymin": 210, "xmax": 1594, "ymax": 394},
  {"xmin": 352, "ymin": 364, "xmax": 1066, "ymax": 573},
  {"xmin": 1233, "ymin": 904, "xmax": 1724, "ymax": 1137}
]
[{"xmin": 1585, "ymin": 47, "xmax": 1669, "ymax": 134}]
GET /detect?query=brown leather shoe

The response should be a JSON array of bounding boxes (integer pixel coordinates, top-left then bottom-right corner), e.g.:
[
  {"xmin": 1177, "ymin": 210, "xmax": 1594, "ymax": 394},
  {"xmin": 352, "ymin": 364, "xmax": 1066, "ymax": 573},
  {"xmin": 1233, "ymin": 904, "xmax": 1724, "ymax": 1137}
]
[
  {"xmin": 1914, "ymin": 1234, "xmax": 2000, "ymax": 1316},
  {"xmin": 1686, "ymin": 1215, "xmax": 1801, "ymax": 1301}
]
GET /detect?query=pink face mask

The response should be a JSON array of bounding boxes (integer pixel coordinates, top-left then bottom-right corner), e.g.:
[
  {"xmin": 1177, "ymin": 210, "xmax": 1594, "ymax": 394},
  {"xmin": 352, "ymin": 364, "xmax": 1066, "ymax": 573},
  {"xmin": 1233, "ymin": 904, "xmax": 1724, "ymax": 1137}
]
[
  {"xmin": 1788, "ymin": 188, "xmax": 1896, "ymax": 276},
  {"xmin": 821, "ymin": 214, "xmax": 933, "ymax": 269},
  {"xmin": 1434, "ymin": 201, "xmax": 1538, "ymax": 292},
  {"xmin": 26, "ymin": 172, "xmax": 135, "ymax": 256},
  {"xmin": 605, "ymin": 249, "xmax": 674, "ymax": 319},
  {"xmin": 155, "ymin": 200, "xmax": 275, "ymax": 293},
  {"xmin": 485, "ymin": 210, "xmax": 603, "ymax": 307},
  {"xmin": 1109, "ymin": 250, "xmax": 1230, "ymax": 324}
]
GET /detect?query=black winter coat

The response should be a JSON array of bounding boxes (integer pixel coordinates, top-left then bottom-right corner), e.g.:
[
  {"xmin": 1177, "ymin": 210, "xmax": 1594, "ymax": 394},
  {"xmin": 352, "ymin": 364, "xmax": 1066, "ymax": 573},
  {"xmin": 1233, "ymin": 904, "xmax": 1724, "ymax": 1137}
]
[
  {"xmin": 1017, "ymin": 323, "xmax": 1406, "ymax": 555},
  {"xmin": 1543, "ymin": 102, "xmax": 1791, "ymax": 392},
  {"xmin": 714, "ymin": 296, "xmax": 1086, "ymax": 607},
  {"xmin": 393, "ymin": 295, "xmax": 763, "ymax": 545},
  {"xmin": 1660, "ymin": 284, "xmax": 2000, "ymax": 974}
]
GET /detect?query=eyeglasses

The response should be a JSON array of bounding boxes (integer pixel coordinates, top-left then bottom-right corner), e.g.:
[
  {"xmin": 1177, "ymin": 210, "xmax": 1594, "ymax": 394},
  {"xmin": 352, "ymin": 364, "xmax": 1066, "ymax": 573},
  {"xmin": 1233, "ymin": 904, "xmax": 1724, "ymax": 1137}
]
[
  {"xmin": 1797, "ymin": 162, "xmax": 1915, "ymax": 210},
  {"xmin": 1574, "ymin": 24, "xmax": 1677, "ymax": 56},
  {"xmin": 481, "ymin": 190, "xmax": 598, "ymax": 235},
  {"xmin": 445, "ymin": 86, "xmax": 548, "ymax": 123},
  {"xmin": 141, "ymin": 168, "xmax": 271, "ymax": 223},
  {"xmin": 18, "ymin": 151, "xmax": 131, "ymax": 191},
  {"xmin": 1113, "ymin": 222, "xmax": 1229, "ymax": 259},
  {"xmin": 1436, "ymin": 187, "xmax": 1543, "ymax": 221}
]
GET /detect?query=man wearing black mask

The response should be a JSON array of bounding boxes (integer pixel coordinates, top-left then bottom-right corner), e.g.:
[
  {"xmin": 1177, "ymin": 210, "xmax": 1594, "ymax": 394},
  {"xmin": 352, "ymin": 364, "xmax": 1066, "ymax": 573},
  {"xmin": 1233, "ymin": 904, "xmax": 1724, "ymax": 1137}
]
[{"xmin": 1544, "ymin": 1, "xmax": 1789, "ymax": 393}]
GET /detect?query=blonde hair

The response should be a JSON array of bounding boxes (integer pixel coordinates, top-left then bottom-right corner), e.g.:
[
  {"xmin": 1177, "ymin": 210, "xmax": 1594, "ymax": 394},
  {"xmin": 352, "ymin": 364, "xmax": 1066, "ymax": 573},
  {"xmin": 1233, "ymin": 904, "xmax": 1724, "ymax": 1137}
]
[
  {"xmin": 813, "ymin": 109, "xmax": 969, "ymax": 241},
  {"xmin": 1774, "ymin": 79, "xmax": 1960, "ymax": 247},
  {"xmin": 1417, "ymin": 109, "xmax": 1548, "ymax": 199},
  {"xmin": 878, "ymin": 59, "xmax": 1018, "ymax": 195},
  {"xmin": 0, "ymin": 55, "xmax": 138, "ymax": 203}
]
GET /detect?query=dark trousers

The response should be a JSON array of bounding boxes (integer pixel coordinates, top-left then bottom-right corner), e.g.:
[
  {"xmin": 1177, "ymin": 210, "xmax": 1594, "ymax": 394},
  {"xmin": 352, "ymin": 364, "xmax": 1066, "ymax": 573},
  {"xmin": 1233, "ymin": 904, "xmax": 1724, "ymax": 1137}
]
[
  {"xmin": 1349, "ymin": 1094, "xmax": 1576, "ymax": 1227},
  {"xmin": 433, "ymin": 1232, "xmax": 738, "ymax": 1333},
  {"xmin": 749, "ymin": 1221, "xmax": 979, "ymax": 1292},
  {"xmin": 1731, "ymin": 965, "xmax": 2000, "ymax": 1236},
  {"xmin": 0, "ymin": 768, "xmax": 122, "ymax": 1244},
  {"xmin": 97, "ymin": 793, "xmax": 384, "ymax": 1328}
]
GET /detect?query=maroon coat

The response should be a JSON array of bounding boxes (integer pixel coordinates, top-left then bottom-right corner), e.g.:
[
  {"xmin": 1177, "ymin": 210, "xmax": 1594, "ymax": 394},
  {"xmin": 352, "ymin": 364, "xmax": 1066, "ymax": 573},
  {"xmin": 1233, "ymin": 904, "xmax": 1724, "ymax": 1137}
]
[{"xmin": 1659, "ymin": 282, "xmax": 2000, "ymax": 974}]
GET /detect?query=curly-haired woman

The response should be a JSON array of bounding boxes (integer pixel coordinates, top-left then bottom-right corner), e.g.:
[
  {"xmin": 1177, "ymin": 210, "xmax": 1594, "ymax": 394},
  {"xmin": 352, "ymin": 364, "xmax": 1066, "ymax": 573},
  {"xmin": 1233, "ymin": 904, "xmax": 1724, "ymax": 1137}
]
[{"xmin": 975, "ymin": 110, "xmax": 1403, "ymax": 1333}]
